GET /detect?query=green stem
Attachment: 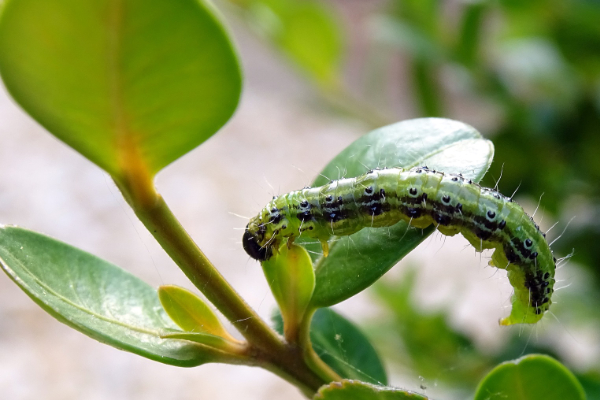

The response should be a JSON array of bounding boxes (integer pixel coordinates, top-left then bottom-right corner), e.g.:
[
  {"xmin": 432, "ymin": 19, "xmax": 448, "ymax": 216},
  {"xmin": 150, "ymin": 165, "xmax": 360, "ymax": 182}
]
[
  {"xmin": 298, "ymin": 307, "xmax": 343, "ymax": 383},
  {"xmin": 115, "ymin": 178, "xmax": 330, "ymax": 395},
  {"xmin": 131, "ymin": 192, "xmax": 280, "ymax": 349}
]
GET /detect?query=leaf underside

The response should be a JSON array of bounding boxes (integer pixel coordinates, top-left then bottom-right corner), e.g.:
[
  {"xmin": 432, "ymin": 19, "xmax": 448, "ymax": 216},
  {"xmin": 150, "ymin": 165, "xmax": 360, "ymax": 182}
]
[{"xmin": 0, "ymin": 0, "xmax": 241, "ymax": 177}]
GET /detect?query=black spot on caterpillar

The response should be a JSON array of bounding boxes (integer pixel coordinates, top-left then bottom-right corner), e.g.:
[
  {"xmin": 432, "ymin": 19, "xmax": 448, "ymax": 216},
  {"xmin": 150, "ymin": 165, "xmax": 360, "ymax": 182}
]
[{"xmin": 243, "ymin": 166, "xmax": 556, "ymax": 325}]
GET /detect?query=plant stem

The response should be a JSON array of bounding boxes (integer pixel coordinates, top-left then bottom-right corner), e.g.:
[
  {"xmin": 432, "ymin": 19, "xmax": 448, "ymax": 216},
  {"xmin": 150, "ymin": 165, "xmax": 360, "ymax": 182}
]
[
  {"xmin": 298, "ymin": 307, "xmax": 343, "ymax": 383},
  {"xmin": 115, "ymin": 177, "xmax": 330, "ymax": 395},
  {"xmin": 132, "ymin": 193, "xmax": 278, "ymax": 348}
]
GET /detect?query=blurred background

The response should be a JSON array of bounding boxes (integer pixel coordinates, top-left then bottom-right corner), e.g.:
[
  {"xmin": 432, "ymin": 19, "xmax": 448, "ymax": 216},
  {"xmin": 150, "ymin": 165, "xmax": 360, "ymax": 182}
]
[{"xmin": 1, "ymin": 0, "xmax": 599, "ymax": 398}]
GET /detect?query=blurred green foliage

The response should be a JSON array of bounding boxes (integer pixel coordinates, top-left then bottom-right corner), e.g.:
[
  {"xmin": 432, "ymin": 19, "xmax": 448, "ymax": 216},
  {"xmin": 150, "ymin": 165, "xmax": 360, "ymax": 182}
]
[
  {"xmin": 221, "ymin": 0, "xmax": 600, "ymax": 397},
  {"xmin": 370, "ymin": 267, "xmax": 570, "ymax": 395},
  {"xmin": 372, "ymin": 269, "xmax": 492, "ymax": 392},
  {"xmin": 227, "ymin": 0, "xmax": 342, "ymax": 87}
]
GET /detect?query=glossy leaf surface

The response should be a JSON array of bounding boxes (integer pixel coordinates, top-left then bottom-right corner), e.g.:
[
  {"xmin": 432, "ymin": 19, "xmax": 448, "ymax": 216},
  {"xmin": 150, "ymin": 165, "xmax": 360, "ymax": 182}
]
[
  {"xmin": 309, "ymin": 118, "xmax": 494, "ymax": 307},
  {"xmin": 0, "ymin": 226, "xmax": 217, "ymax": 367}
]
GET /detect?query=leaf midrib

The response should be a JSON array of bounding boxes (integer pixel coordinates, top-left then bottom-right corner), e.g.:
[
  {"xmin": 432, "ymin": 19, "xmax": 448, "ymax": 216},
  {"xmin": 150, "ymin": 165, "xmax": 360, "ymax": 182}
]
[{"xmin": 0, "ymin": 250, "xmax": 169, "ymax": 337}]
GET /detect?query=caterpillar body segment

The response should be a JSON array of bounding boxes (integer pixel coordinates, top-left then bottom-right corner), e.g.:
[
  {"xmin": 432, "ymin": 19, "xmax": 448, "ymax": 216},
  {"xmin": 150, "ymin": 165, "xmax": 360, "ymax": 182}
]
[{"xmin": 243, "ymin": 166, "xmax": 556, "ymax": 325}]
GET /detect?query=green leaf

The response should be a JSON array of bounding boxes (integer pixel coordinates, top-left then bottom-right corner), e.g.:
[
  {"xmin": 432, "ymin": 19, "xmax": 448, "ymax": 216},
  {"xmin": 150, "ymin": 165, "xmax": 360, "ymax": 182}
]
[
  {"xmin": 158, "ymin": 285, "xmax": 234, "ymax": 340},
  {"xmin": 262, "ymin": 244, "xmax": 315, "ymax": 339},
  {"xmin": 245, "ymin": 0, "xmax": 342, "ymax": 86},
  {"xmin": 160, "ymin": 331, "xmax": 241, "ymax": 352},
  {"xmin": 474, "ymin": 354, "xmax": 586, "ymax": 400},
  {"xmin": 0, "ymin": 225, "xmax": 223, "ymax": 367},
  {"xmin": 311, "ymin": 308, "xmax": 387, "ymax": 385},
  {"xmin": 309, "ymin": 118, "xmax": 494, "ymax": 308},
  {"xmin": 0, "ymin": 0, "xmax": 241, "ymax": 178},
  {"xmin": 314, "ymin": 380, "xmax": 429, "ymax": 400},
  {"xmin": 274, "ymin": 308, "xmax": 387, "ymax": 385}
]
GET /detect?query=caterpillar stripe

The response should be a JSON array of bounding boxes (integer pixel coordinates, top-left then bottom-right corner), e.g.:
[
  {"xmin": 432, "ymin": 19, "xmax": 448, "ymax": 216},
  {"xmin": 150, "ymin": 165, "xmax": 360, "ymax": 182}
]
[{"xmin": 243, "ymin": 166, "xmax": 556, "ymax": 325}]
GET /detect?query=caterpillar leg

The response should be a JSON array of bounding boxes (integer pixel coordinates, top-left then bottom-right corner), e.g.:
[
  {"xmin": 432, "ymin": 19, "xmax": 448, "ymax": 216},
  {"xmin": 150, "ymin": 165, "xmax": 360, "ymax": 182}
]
[
  {"xmin": 286, "ymin": 236, "xmax": 296, "ymax": 249},
  {"xmin": 320, "ymin": 240, "xmax": 330, "ymax": 257},
  {"xmin": 490, "ymin": 247, "xmax": 510, "ymax": 270},
  {"xmin": 437, "ymin": 225, "xmax": 460, "ymax": 237}
]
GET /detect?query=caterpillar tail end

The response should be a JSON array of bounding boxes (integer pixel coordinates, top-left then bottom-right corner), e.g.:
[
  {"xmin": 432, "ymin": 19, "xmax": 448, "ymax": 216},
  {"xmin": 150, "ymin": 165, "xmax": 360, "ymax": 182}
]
[
  {"xmin": 499, "ymin": 290, "xmax": 545, "ymax": 326},
  {"xmin": 500, "ymin": 316, "xmax": 519, "ymax": 326},
  {"xmin": 500, "ymin": 310, "xmax": 544, "ymax": 326}
]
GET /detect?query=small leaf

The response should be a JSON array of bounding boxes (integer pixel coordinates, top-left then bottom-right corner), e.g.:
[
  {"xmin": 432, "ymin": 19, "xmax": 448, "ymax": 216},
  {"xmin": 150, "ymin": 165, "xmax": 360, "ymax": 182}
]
[
  {"xmin": 309, "ymin": 118, "xmax": 494, "ymax": 308},
  {"xmin": 0, "ymin": 226, "xmax": 219, "ymax": 367},
  {"xmin": 274, "ymin": 308, "xmax": 388, "ymax": 385},
  {"xmin": 314, "ymin": 380, "xmax": 429, "ymax": 400},
  {"xmin": 158, "ymin": 285, "xmax": 234, "ymax": 340},
  {"xmin": 160, "ymin": 331, "xmax": 242, "ymax": 353},
  {"xmin": 474, "ymin": 354, "xmax": 586, "ymax": 400},
  {"xmin": 0, "ymin": 0, "xmax": 241, "ymax": 178},
  {"xmin": 262, "ymin": 244, "xmax": 315, "ymax": 340}
]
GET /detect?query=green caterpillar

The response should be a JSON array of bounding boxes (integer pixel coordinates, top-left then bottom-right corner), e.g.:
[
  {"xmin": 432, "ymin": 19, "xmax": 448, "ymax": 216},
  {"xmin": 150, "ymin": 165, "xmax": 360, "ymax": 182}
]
[{"xmin": 243, "ymin": 166, "xmax": 556, "ymax": 325}]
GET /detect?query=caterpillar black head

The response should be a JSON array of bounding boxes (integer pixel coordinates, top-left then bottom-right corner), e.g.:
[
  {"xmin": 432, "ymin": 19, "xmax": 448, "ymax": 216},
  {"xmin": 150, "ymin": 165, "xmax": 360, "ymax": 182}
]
[{"xmin": 243, "ymin": 226, "xmax": 272, "ymax": 261}]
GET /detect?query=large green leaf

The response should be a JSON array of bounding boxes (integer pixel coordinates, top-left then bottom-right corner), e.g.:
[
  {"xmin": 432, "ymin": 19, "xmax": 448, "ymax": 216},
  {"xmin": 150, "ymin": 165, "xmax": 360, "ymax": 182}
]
[
  {"xmin": 474, "ymin": 354, "xmax": 586, "ymax": 400},
  {"xmin": 274, "ymin": 307, "xmax": 387, "ymax": 385},
  {"xmin": 314, "ymin": 380, "xmax": 429, "ymax": 400},
  {"xmin": 309, "ymin": 118, "xmax": 494, "ymax": 308},
  {"xmin": 0, "ymin": 225, "xmax": 223, "ymax": 367},
  {"xmin": 0, "ymin": 0, "xmax": 241, "ymax": 177}
]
